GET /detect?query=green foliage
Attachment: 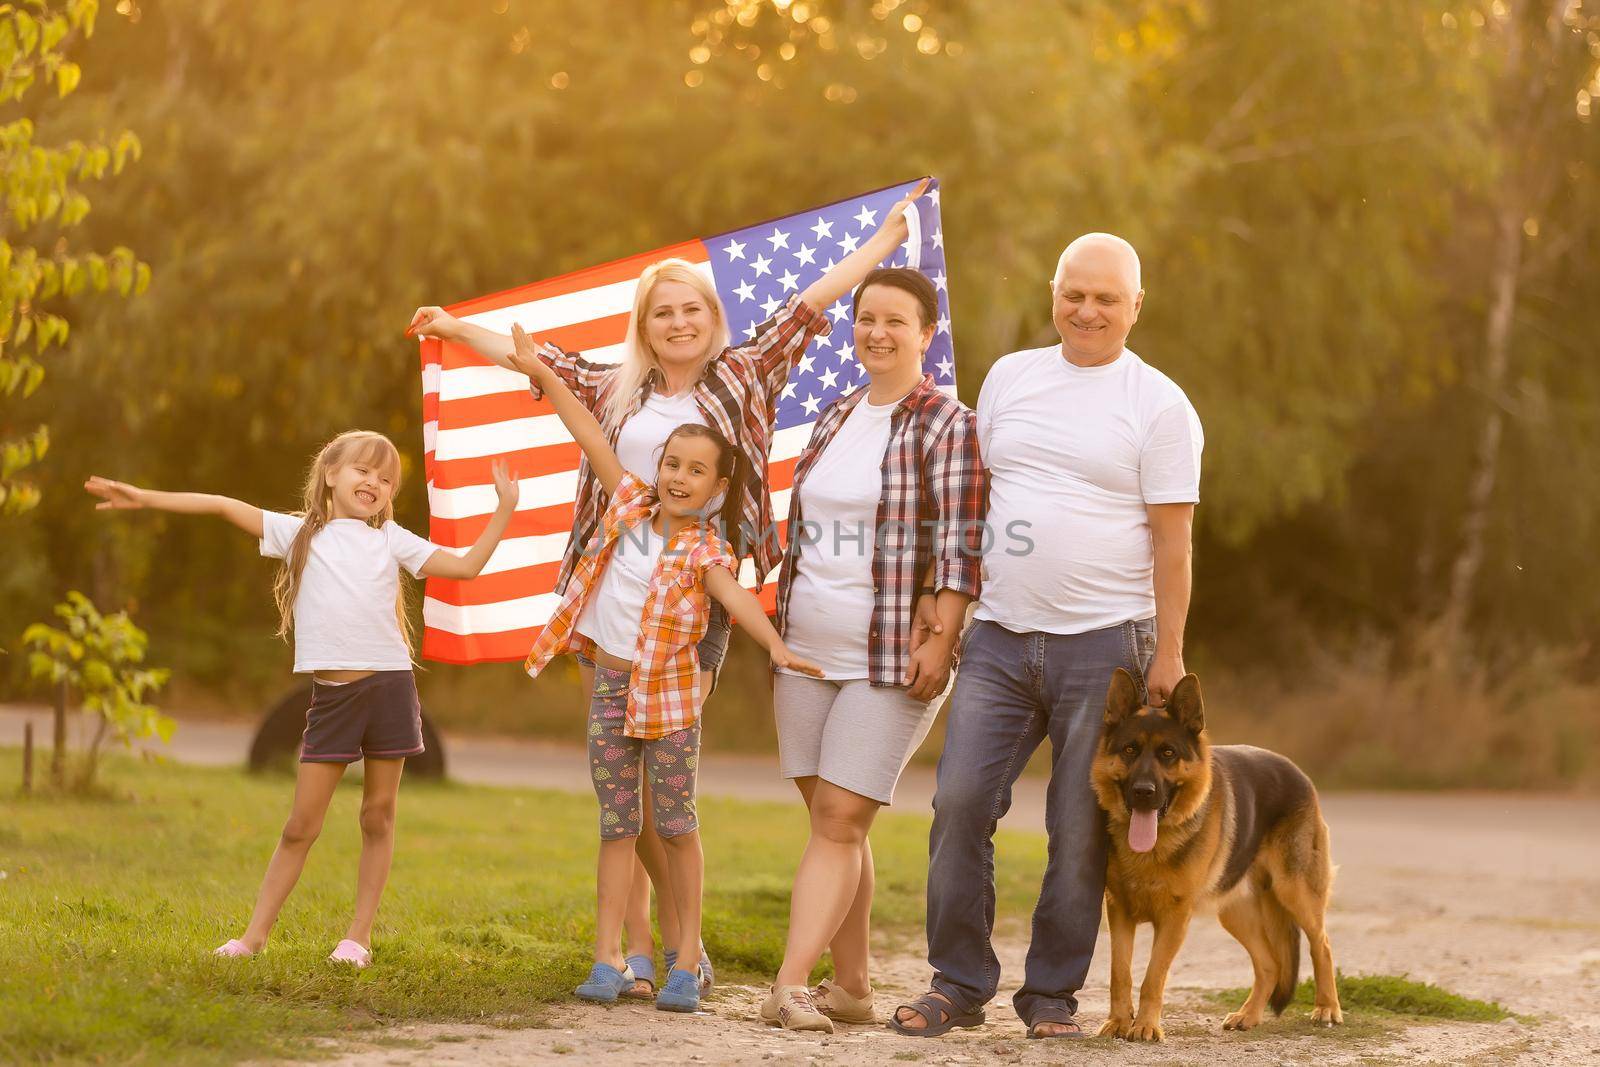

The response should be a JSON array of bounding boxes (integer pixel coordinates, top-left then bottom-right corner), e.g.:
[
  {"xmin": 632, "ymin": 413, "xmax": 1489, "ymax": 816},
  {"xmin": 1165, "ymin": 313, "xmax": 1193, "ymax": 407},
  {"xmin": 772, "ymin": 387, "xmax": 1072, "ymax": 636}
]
[
  {"xmin": 20, "ymin": 590, "xmax": 172, "ymax": 787},
  {"xmin": 0, "ymin": 0, "xmax": 148, "ymax": 517}
]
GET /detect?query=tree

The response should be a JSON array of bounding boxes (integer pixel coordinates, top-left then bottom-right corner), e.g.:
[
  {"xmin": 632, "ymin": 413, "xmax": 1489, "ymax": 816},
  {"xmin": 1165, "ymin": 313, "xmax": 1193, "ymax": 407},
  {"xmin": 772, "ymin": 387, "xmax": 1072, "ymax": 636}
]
[
  {"xmin": 22, "ymin": 589, "xmax": 171, "ymax": 790},
  {"xmin": 0, "ymin": 0, "xmax": 147, "ymax": 516}
]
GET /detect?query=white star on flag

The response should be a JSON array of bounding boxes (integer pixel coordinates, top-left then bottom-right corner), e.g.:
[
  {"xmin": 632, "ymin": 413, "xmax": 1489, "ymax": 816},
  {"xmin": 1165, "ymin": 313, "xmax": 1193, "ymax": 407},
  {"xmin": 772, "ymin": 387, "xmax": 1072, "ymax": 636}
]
[
  {"xmin": 801, "ymin": 393, "xmax": 822, "ymax": 416},
  {"xmin": 853, "ymin": 204, "xmax": 878, "ymax": 230},
  {"xmin": 766, "ymin": 227, "xmax": 790, "ymax": 251},
  {"xmin": 797, "ymin": 353, "xmax": 815, "ymax": 375},
  {"xmin": 778, "ymin": 269, "xmax": 800, "ymax": 292},
  {"xmin": 751, "ymin": 253, "xmax": 773, "ymax": 277},
  {"xmin": 781, "ymin": 381, "xmax": 797, "ymax": 400},
  {"xmin": 933, "ymin": 271, "xmax": 948, "ymax": 292},
  {"xmin": 795, "ymin": 244, "xmax": 816, "ymax": 266},
  {"xmin": 760, "ymin": 294, "xmax": 783, "ymax": 317},
  {"xmin": 724, "ymin": 239, "xmax": 746, "ymax": 260},
  {"xmin": 733, "ymin": 279, "xmax": 756, "ymax": 303},
  {"xmin": 838, "ymin": 341, "xmax": 855, "ymax": 362},
  {"xmin": 936, "ymin": 314, "xmax": 951, "ymax": 334},
  {"xmin": 932, "ymin": 227, "xmax": 944, "ymax": 249},
  {"xmin": 937, "ymin": 357, "xmax": 954, "ymax": 378},
  {"xmin": 810, "ymin": 217, "xmax": 833, "ymax": 240},
  {"xmin": 819, "ymin": 367, "xmax": 839, "ymax": 390},
  {"xmin": 828, "ymin": 301, "xmax": 850, "ymax": 323},
  {"xmin": 837, "ymin": 233, "xmax": 860, "ymax": 255}
]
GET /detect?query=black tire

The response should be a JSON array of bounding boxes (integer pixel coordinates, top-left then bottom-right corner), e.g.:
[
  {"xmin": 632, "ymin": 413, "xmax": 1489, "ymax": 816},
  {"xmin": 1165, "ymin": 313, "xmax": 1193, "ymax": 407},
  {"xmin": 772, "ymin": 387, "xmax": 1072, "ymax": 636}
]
[{"xmin": 248, "ymin": 684, "xmax": 447, "ymax": 779}]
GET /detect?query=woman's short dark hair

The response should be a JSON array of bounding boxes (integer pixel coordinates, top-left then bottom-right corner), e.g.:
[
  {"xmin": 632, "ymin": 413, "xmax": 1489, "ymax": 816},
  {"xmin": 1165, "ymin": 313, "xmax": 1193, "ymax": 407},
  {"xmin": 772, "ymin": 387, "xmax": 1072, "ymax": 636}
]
[{"xmin": 851, "ymin": 267, "xmax": 938, "ymax": 329}]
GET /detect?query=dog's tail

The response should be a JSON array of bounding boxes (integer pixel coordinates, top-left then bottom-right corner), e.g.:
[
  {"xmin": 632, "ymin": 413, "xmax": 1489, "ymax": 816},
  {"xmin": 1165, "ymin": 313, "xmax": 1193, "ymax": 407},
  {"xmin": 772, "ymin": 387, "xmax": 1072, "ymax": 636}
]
[{"xmin": 1263, "ymin": 892, "xmax": 1302, "ymax": 1015}]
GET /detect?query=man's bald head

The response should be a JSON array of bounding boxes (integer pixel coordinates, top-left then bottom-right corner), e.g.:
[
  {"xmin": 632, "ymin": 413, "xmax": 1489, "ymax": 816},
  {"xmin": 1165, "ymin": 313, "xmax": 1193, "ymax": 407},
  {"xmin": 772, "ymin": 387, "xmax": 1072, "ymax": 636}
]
[
  {"xmin": 1053, "ymin": 233, "xmax": 1142, "ymax": 295},
  {"xmin": 1050, "ymin": 233, "xmax": 1144, "ymax": 365}
]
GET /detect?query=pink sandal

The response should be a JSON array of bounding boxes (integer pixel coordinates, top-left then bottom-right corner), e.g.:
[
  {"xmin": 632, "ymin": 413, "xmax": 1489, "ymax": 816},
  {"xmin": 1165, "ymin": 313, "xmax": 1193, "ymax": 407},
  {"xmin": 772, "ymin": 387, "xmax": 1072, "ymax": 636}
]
[
  {"xmin": 328, "ymin": 939, "xmax": 372, "ymax": 968},
  {"xmin": 213, "ymin": 939, "xmax": 255, "ymax": 958}
]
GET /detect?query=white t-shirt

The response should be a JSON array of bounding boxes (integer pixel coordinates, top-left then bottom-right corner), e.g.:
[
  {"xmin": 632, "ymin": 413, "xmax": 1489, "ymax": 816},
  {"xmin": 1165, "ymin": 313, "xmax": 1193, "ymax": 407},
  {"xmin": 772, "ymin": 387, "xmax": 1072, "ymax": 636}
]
[
  {"xmin": 574, "ymin": 517, "xmax": 666, "ymax": 660},
  {"xmin": 779, "ymin": 396, "xmax": 897, "ymax": 678},
  {"xmin": 615, "ymin": 390, "xmax": 708, "ymax": 483},
  {"xmin": 974, "ymin": 345, "xmax": 1202, "ymax": 635},
  {"xmin": 259, "ymin": 514, "xmax": 441, "ymax": 672}
]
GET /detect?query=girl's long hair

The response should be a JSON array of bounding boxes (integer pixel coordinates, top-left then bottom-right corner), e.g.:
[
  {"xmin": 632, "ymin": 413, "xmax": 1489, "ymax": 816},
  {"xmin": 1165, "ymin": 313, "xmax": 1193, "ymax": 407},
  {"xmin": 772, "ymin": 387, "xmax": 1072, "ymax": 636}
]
[
  {"xmin": 272, "ymin": 431, "xmax": 415, "ymax": 653},
  {"xmin": 601, "ymin": 258, "xmax": 731, "ymax": 432}
]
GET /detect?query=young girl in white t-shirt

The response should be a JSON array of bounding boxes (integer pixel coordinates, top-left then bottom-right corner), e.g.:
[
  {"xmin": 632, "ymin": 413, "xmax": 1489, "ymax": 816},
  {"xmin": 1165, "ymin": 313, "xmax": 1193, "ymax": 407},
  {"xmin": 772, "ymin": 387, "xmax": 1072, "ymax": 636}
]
[{"xmin": 84, "ymin": 429, "xmax": 518, "ymax": 968}]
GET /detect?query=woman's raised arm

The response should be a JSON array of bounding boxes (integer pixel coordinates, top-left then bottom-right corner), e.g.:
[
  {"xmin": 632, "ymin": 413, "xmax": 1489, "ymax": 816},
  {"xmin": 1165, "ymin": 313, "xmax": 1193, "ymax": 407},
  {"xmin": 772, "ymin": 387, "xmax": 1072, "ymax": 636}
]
[{"xmin": 797, "ymin": 177, "xmax": 931, "ymax": 314}]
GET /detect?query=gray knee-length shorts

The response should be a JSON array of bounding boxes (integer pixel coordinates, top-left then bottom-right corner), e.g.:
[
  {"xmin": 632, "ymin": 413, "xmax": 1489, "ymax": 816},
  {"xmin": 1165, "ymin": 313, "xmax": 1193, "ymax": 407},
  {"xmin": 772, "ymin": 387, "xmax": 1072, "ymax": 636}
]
[{"xmin": 772, "ymin": 673, "xmax": 944, "ymax": 804}]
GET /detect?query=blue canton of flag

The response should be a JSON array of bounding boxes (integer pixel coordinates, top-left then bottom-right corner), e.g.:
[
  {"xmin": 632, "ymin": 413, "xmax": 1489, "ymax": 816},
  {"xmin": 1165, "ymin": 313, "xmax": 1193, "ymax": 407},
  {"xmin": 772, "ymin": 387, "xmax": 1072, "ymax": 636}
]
[{"xmin": 706, "ymin": 177, "xmax": 954, "ymax": 434}]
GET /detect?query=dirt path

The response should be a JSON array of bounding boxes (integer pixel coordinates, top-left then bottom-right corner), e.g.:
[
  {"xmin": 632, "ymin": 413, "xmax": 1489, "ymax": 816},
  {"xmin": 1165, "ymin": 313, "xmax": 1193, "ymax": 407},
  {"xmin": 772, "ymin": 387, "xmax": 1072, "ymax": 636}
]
[{"xmin": 309, "ymin": 793, "xmax": 1599, "ymax": 1067}]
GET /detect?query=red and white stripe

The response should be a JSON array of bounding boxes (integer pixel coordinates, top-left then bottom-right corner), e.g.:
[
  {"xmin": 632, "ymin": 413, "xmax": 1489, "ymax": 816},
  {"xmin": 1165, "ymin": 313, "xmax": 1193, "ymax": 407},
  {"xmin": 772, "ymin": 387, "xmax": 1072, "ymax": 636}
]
[{"xmin": 418, "ymin": 241, "xmax": 802, "ymax": 664}]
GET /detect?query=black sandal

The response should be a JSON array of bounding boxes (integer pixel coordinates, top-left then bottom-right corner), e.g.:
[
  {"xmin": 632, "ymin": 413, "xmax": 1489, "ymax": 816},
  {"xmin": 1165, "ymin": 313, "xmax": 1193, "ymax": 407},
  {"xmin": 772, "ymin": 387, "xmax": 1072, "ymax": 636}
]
[
  {"xmin": 1025, "ymin": 1002, "xmax": 1088, "ymax": 1039},
  {"xmin": 888, "ymin": 991, "xmax": 986, "ymax": 1037}
]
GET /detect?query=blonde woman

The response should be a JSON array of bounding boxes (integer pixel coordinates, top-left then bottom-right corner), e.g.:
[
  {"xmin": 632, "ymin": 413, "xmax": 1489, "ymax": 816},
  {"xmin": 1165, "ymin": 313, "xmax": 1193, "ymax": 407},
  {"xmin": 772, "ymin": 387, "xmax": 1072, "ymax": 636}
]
[
  {"xmin": 407, "ymin": 181, "xmax": 929, "ymax": 995},
  {"xmin": 86, "ymin": 432, "xmax": 518, "ymax": 967}
]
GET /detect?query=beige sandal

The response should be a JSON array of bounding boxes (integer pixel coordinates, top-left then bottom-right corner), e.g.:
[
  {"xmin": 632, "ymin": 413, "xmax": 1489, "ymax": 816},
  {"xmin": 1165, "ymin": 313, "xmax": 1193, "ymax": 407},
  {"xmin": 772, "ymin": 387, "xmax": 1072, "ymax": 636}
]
[
  {"xmin": 759, "ymin": 984, "xmax": 834, "ymax": 1033},
  {"xmin": 812, "ymin": 978, "xmax": 876, "ymax": 1024}
]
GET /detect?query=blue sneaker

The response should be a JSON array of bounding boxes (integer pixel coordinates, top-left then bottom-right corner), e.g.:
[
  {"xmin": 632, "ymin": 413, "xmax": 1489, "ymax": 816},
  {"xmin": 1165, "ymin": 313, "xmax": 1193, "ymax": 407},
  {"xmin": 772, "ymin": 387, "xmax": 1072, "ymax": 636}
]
[
  {"xmin": 655, "ymin": 966, "xmax": 702, "ymax": 1013},
  {"xmin": 664, "ymin": 948, "xmax": 714, "ymax": 995},
  {"xmin": 575, "ymin": 961, "xmax": 635, "ymax": 1003}
]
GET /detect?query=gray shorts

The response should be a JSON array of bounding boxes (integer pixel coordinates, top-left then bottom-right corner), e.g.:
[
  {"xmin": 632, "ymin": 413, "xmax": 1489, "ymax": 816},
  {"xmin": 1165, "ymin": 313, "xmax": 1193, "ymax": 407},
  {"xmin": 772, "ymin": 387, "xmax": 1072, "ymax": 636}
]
[{"xmin": 773, "ymin": 674, "xmax": 942, "ymax": 804}]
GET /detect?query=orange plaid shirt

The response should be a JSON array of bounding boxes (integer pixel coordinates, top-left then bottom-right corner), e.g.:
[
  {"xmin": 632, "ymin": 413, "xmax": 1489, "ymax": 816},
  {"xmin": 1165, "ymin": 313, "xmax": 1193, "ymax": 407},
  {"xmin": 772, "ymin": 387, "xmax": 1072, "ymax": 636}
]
[{"xmin": 525, "ymin": 472, "xmax": 736, "ymax": 739}]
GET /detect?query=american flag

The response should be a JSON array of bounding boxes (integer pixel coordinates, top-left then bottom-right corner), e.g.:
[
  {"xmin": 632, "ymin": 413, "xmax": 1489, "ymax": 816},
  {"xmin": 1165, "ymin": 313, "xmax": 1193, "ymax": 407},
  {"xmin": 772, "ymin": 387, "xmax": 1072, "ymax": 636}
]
[{"xmin": 418, "ymin": 177, "xmax": 955, "ymax": 663}]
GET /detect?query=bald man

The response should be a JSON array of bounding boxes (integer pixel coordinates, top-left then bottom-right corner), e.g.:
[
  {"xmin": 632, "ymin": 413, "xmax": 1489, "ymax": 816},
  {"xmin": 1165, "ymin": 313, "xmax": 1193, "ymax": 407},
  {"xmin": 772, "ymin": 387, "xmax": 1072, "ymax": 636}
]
[{"xmin": 893, "ymin": 234, "xmax": 1203, "ymax": 1039}]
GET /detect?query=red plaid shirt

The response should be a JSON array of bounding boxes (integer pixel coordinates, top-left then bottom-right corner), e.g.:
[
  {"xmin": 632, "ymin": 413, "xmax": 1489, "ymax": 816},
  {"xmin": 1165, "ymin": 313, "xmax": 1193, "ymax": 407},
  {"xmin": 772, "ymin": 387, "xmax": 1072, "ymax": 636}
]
[
  {"xmin": 775, "ymin": 375, "xmax": 987, "ymax": 687},
  {"xmin": 525, "ymin": 472, "xmax": 736, "ymax": 739},
  {"xmin": 541, "ymin": 296, "xmax": 830, "ymax": 595}
]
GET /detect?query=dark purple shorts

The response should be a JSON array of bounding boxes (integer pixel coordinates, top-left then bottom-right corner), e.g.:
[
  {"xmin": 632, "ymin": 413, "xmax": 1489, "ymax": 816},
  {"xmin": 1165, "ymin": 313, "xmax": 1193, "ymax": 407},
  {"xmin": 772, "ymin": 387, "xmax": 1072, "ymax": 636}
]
[{"xmin": 300, "ymin": 671, "xmax": 424, "ymax": 764}]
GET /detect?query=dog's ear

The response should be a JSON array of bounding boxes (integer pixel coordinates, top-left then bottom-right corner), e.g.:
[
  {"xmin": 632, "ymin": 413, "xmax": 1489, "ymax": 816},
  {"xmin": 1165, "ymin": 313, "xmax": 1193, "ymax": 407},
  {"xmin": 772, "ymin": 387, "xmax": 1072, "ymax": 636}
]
[
  {"xmin": 1104, "ymin": 667, "xmax": 1142, "ymax": 727},
  {"xmin": 1166, "ymin": 674, "xmax": 1205, "ymax": 735}
]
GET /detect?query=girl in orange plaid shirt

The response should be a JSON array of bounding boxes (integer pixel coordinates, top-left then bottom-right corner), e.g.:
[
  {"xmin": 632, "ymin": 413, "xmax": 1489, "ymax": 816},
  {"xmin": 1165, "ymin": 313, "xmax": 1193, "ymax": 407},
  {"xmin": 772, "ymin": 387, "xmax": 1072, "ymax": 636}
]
[{"xmin": 511, "ymin": 324, "xmax": 822, "ymax": 1013}]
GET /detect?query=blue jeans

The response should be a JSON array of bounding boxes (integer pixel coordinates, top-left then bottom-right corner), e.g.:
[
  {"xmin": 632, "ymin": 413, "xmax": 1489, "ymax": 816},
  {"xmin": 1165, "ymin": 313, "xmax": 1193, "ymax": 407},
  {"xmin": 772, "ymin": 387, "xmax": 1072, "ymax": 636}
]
[{"xmin": 926, "ymin": 616, "xmax": 1156, "ymax": 1024}]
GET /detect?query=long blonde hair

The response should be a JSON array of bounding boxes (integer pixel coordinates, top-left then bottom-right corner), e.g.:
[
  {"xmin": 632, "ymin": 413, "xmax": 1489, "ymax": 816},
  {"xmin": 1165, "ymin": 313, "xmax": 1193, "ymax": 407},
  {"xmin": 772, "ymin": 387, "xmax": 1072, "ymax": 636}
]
[
  {"xmin": 601, "ymin": 258, "xmax": 732, "ymax": 432},
  {"xmin": 272, "ymin": 430, "xmax": 415, "ymax": 654}
]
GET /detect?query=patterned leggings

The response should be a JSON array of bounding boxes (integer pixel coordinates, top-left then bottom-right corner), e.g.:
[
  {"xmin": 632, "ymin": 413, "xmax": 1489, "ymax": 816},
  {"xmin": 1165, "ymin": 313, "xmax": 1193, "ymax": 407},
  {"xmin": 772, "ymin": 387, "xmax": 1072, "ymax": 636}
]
[{"xmin": 587, "ymin": 665, "xmax": 701, "ymax": 841}]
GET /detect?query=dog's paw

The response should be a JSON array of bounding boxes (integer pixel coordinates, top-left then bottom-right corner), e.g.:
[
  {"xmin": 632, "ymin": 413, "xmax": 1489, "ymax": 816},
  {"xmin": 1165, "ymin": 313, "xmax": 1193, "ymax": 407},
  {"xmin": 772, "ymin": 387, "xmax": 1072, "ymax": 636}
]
[
  {"xmin": 1126, "ymin": 1017, "xmax": 1165, "ymax": 1042},
  {"xmin": 1223, "ymin": 1009, "xmax": 1262, "ymax": 1031},
  {"xmin": 1310, "ymin": 1004, "xmax": 1343, "ymax": 1026},
  {"xmin": 1097, "ymin": 1015, "xmax": 1133, "ymax": 1039}
]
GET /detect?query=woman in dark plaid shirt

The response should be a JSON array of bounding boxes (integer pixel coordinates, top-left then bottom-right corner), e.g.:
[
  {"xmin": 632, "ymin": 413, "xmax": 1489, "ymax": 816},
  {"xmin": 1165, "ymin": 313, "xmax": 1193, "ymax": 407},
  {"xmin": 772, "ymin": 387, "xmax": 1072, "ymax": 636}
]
[
  {"xmin": 406, "ymin": 186, "xmax": 933, "ymax": 1000},
  {"xmin": 760, "ymin": 267, "xmax": 985, "ymax": 1033}
]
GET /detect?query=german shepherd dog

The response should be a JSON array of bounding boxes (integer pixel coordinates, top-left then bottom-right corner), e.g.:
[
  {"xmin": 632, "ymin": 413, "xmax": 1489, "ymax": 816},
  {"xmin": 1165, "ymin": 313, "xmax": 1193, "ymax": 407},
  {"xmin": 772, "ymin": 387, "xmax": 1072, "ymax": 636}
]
[{"xmin": 1090, "ymin": 669, "xmax": 1342, "ymax": 1041}]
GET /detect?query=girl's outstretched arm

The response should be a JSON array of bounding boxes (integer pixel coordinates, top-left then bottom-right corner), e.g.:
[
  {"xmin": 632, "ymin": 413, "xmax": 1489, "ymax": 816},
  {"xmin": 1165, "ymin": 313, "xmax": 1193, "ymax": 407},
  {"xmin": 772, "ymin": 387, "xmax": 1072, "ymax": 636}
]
[
  {"xmin": 84, "ymin": 477, "xmax": 264, "ymax": 537},
  {"xmin": 420, "ymin": 460, "xmax": 520, "ymax": 580},
  {"xmin": 703, "ymin": 566, "xmax": 824, "ymax": 677},
  {"xmin": 797, "ymin": 177, "xmax": 931, "ymax": 313},
  {"xmin": 507, "ymin": 322, "xmax": 625, "ymax": 496}
]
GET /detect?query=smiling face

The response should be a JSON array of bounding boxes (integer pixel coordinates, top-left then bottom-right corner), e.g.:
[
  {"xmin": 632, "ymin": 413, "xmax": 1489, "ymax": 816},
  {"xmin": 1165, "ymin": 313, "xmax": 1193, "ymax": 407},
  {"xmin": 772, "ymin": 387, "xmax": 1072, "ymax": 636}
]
[
  {"xmin": 325, "ymin": 451, "xmax": 398, "ymax": 521},
  {"xmin": 655, "ymin": 431, "xmax": 730, "ymax": 521},
  {"xmin": 853, "ymin": 282, "xmax": 935, "ymax": 382},
  {"xmin": 1051, "ymin": 235, "xmax": 1143, "ymax": 364},
  {"xmin": 1091, "ymin": 669, "xmax": 1210, "ymax": 853},
  {"xmin": 643, "ymin": 278, "xmax": 719, "ymax": 374}
]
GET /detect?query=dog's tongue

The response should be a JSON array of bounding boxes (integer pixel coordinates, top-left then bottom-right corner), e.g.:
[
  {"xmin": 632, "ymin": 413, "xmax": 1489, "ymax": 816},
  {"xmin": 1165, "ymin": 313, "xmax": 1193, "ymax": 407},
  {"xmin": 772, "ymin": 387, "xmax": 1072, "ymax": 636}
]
[{"xmin": 1128, "ymin": 810, "xmax": 1159, "ymax": 853}]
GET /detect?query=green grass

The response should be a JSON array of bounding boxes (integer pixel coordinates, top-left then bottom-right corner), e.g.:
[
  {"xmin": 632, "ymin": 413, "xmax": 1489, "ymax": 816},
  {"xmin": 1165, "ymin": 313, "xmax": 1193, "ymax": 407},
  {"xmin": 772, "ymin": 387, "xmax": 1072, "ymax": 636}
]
[
  {"xmin": 0, "ymin": 749, "xmax": 1048, "ymax": 1065},
  {"xmin": 1203, "ymin": 973, "xmax": 1510, "ymax": 1023}
]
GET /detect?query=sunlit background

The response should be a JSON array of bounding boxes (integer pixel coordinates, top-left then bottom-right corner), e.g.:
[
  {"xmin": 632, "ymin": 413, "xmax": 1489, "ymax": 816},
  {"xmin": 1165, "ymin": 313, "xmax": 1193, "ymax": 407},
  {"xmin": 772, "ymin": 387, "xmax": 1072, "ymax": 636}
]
[{"xmin": 4, "ymin": 0, "xmax": 1597, "ymax": 788}]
